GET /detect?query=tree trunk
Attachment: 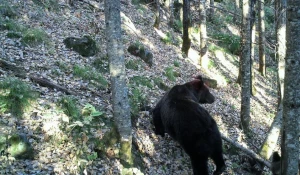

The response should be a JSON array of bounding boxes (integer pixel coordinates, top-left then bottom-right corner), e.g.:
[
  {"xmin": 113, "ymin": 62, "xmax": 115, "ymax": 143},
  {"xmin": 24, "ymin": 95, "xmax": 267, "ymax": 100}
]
[
  {"xmin": 174, "ymin": 0, "xmax": 183, "ymax": 23},
  {"xmin": 181, "ymin": 0, "xmax": 191, "ymax": 56},
  {"xmin": 208, "ymin": 0, "xmax": 214, "ymax": 21},
  {"xmin": 250, "ymin": 0, "xmax": 256, "ymax": 96},
  {"xmin": 169, "ymin": 0, "xmax": 174, "ymax": 27},
  {"xmin": 281, "ymin": 0, "xmax": 300, "ymax": 174},
  {"xmin": 257, "ymin": 103, "xmax": 283, "ymax": 174},
  {"xmin": 104, "ymin": 0, "xmax": 132, "ymax": 165},
  {"xmin": 276, "ymin": 0, "xmax": 286, "ymax": 104},
  {"xmin": 240, "ymin": 0, "xmax": 251, "ymax": 131},
  {"xmin": 154, "ymin": 0, "xmax": 161, "ymax": 29},
  {"xmin": 258, "ymin": 0, "xmax": 266, "ymax": 76},
  {"xmin": 199, "ymin": 0, "xmax": 208, "ymax": 68},
  {"xmin": 233, "ymin": 0, "xmax": 240, "ymax": 23}
]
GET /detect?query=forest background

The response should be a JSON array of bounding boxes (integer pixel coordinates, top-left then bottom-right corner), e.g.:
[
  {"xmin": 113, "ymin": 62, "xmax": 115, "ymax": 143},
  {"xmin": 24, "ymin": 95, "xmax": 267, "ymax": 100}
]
[{"xmin": 0, "ymin": 0, "xmax": 299, "ymax": 174}]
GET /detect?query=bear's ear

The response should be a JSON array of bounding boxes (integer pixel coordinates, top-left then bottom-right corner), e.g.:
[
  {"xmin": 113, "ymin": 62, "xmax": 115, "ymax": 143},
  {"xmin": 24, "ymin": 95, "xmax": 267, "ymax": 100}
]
[
  {"xmin": 188, "ymin": 79, "xmax": 204, "ymax": 90},
  {"xmin": 193, "ymin": 75, "xmax": 203, "ymax": 81}
]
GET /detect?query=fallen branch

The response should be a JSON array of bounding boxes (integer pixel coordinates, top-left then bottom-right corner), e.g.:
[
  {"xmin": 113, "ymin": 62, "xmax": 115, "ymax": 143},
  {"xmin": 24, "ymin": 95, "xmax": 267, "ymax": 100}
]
[
  {"xmin": 221, "ymin": 133, "xmax": 271, "ymax": 169},
  {"xmin": 28, "ymin": 75, "xmax": 76, "ymax": 95},
  {"xmin": 0, "ymin": 58, "xmax": 75, "ymax": 95}
]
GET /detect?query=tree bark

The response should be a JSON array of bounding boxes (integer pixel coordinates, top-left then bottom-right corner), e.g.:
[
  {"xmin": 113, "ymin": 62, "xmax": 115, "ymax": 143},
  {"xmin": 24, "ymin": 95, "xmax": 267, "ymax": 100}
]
[
  {"xmin": 181, "ymin": 0, "xmax": 191, "ymax": 56},
  {"xmin": 174, "ymin": 0, "xmax": 183, "ymax": 24},
  {"xmin": 153, "ymin": 0, "xmax": 161, "ymax": 29},
  {"xmin": 208, "ymin": 0, "xmax": 214, "ymax": 21},
  {"xmin": 199, "ymin": 0, "xmax": 208, "ymax": 68},
  {"xmin": 276, "ymin": 0, "xmax": 286, "ymax": 104},
  {"xmin": 257, "ymin": 103, "xmax": 283, "ymax": 174},
  {"xmin": 281, "ymin": 0, "xmax": 300, "ymax": 174},
  {"xmin": 250, "ymin": 0, "xmax": 256, "ymax": 96},
  {"xmin": 258, "ymin": 0, "xmax": 266, "ymax": 76},
  {"xmin": 169, "ymin": 0, "xmax": 174, "ymax": 27},
  {"xmin": 240, "ymin": 0, "xmax": 251, "ymax": 131},
  {"xmin": 233, "ymin": 0, "xmax": 240, "ymax": 23},
  {"xmin": 104, "ymin": 0, "xmax": 132, "ymax": 165}
]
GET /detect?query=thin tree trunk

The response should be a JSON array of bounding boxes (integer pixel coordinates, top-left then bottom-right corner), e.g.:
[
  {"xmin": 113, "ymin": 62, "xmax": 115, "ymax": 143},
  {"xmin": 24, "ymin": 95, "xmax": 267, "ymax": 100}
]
[
  {"xmin": 240, "ymin": 0, "xmax": 251, "ymax": 131},
  {"xmin": 104, "ymin": 0, "xmax": 132, "ymax": 165},
  {"xmin": 154, "ymin": 0, "xmax": 161, "ymax": 29},
  {"xmin": 181, "ymin": 0, "xmax": 191, "ymax": 56},
  {"xmin": 169, "ymin": 0, "xmax": 174, "ymax": 27},
  {"xmin": 199, "ymin": 0, "xmax": 208, "ymax": 68},
  {"xmin": 250, "ymin": 0, "xmax": 256, "ymax": 96},
  {"xmin": 281, "ymin": 0, "xmax": 300, "ymax": 174},
  {"xmin": 258, "ymin": 0, "xmax": 266, "ymax": 76},
  {"xmin": 276, "ymin": 0, "xmax": 286, "ymax": 104},
  {"xmin": 174, "ymin": 0, "xmax": 183, "ymax": 24},
  {"xmin": 233, "ymin": 0, "xmax": 240, "ymax": 23},
  {"xmin": 208, "ymin": 0, "xmax": 214, "ymax": 21},
  {"xmin": 257, "ymin": 103, "xmax": 283, "ymax": 174}
]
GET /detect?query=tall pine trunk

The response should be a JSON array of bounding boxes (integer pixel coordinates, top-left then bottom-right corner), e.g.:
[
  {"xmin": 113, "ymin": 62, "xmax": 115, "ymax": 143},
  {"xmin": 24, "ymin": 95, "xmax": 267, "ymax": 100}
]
[
  {"xmin": 276, "ymin": 0, "xmax": 286, "ymax": 104},
  {"xmin": 281, "ymin": 0, "xmax": 300, "ymax": 174},
  {"xmin": 258, "ymin": 0, "xmax": 266, "ymax": 76},
  {"xmin": 208, "ymin": 0, "xmax": 214, "ymax": 21},
  {"xmin": 199, "ymin": 0, "xmax": 208, "ymax": 68},
  {"xmin": 169, "ymin": 0, "xmax": 174, "ymax": 27},
  {"xmin": 250, "ymin": 0, "xmax": 256, "ymax": 96},
  {"xmin": 104, "ymin": 0, "xmax": 132, "ymax": 165},
  {"xmin": 181, "ymin": 0, "xmax": 191, "ymax": 56},
  {"xmin": 240, "ymin": 0, "xmax": 251, "ymax": 131},
  {"xmin": 154, "ymin": 0, "xmax": 161, "ymax": 28}
]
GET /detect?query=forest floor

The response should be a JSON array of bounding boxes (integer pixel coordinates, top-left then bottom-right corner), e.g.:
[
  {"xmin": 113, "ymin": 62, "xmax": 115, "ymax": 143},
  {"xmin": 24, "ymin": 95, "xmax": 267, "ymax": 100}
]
[{"xmin": 0, "ymin": 0, "xmax": 278, "ymax": 174}]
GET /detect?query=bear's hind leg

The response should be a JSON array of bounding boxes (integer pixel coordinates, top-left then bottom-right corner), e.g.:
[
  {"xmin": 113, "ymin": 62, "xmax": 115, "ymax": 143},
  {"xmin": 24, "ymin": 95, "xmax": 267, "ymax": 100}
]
[
  {"xmin": 190, "ymin": 155, "xmax": 209, "ymax": 175},
  {"xmin": 211, "ymin": 149, "xmax": 225, "ymax": 175}
]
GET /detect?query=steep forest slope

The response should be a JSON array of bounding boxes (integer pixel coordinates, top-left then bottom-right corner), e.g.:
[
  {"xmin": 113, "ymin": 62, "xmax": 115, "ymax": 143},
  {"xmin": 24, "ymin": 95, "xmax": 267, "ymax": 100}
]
[{"xmin": 0, "ymin": 0, "xmax": 278, "ymax": 174}]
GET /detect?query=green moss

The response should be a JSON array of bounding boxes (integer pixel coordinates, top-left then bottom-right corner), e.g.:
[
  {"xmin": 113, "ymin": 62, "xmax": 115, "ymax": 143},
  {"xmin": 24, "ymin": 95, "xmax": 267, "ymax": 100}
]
[{"xmin": 120, "ymin": 140, "xmax": 133, "ymax": 166}]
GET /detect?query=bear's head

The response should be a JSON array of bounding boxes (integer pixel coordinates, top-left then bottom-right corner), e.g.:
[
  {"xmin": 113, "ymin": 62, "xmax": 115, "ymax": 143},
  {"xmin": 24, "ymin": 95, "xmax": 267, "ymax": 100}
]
[{"xmin": 185, "ymin": 75, "xmax": 215, "ymax": 104}]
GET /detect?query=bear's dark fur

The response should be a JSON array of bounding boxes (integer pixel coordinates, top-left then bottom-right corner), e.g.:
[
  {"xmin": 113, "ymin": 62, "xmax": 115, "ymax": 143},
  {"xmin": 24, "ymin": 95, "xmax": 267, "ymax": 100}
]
[{"xmin": 152, "ymin": 75, "xmax": 225, "ymax": 175}]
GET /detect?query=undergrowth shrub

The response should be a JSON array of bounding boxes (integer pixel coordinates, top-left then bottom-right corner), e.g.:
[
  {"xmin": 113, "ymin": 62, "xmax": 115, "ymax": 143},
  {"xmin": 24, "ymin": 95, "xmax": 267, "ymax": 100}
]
[
  {"xmin": 130, "ymin": 76, "xmax": 153, "ymax": 88},
  {"xmin": 58, "ymin": 96, "xmax": 80, "ymax": 120},
  {"xmin": 129, "ymin": 88, "xmax": 148, "ymax": 118},
  {"xmin": 0, "ymin": 78, "xmax": 38, "ymax": 117},
  {"xmin": 210, "ymin": 33, "xmax": 240, "ymax": 55},
  {"xmin": 165, "ymin": 66, "xmax": 177, "ymax": 82},
  {"xmin": 21, "ymin": 28, "xmax": 50, "ymax": 47},
  {"xmin": 73, "ymin": 65, "xmax": 108, "ymax": 88}
]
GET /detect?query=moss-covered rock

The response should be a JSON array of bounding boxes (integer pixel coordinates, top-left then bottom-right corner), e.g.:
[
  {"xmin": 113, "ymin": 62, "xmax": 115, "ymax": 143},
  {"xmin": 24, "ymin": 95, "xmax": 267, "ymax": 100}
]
[
  {"xmin": 127, "ymin": 42, "xmax": 153, "ymax": 67},
  {"xmin": 7, "ymin": 134, "xmax": 34, "ymax": 159},
  {"xmin": 63, "ymin": 35, "xmax": 98, "ymax": 57}
]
